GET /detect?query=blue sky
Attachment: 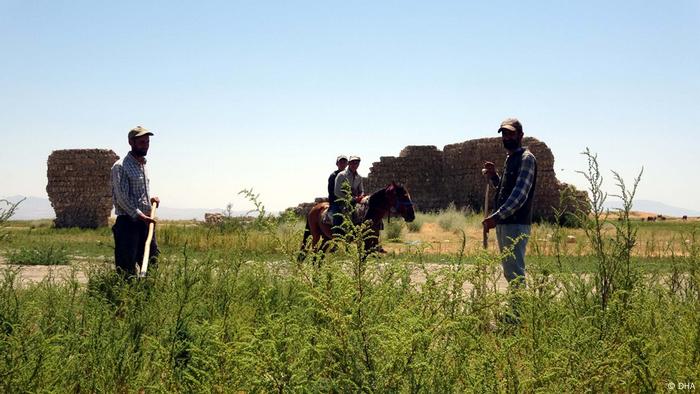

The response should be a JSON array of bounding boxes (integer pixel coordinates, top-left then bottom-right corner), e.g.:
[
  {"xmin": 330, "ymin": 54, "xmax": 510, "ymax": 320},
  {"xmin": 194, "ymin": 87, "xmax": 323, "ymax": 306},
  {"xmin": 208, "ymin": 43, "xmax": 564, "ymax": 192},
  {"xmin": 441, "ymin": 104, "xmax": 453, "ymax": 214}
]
[{"xmin": 1, "ymin": 1, "xmax": 698, "ymax": 213}]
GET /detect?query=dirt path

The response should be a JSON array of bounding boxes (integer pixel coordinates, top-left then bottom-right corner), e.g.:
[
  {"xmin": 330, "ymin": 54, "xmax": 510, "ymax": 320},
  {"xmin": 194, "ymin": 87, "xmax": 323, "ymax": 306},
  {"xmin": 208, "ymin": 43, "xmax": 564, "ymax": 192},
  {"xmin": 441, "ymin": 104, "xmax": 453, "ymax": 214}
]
[
  {"xmin": 406, "ymin": 262, "xmax": 511, "ymax": 293},
  {"xmin": 0, "ymin": 263, "xmax": 90, "ymax": 285},
  {"xmin": 0, "ymin": 255, "xmax": 96, "ymax": 285},
  {"xmin": 1, "ymin": 254, "xmax": 511, "ymax": 292}
]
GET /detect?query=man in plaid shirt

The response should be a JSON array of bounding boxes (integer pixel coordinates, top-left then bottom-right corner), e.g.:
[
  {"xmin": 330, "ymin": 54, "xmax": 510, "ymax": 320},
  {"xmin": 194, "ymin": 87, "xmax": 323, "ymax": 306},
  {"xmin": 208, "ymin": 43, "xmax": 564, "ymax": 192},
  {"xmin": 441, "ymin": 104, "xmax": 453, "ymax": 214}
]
[
  {"xmin": 111, "ymin": 126, "xmax": 160, "ymax": 276},
  {"xmin": 482, "ymin": 118, "xmax": 537, "ymax": 291}
]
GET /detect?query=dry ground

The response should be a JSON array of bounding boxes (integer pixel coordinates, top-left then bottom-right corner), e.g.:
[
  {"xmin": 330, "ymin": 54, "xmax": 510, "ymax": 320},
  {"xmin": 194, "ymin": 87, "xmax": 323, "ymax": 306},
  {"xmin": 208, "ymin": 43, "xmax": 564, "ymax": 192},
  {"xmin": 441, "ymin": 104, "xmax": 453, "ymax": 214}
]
[
  {"xmin": 384, "ymin": 222, "xmax": 489, "ymax": 255},
  {"xmin": 385, "ymin": 213, "xmax": 699, "ymax": 256},
  {"xmin": 0, "ymin": 255, "xmax": 95, "ymax": 285},
  {"xmin": 0, "ymin": 248, "xmax": 513, "ymax": 292}
]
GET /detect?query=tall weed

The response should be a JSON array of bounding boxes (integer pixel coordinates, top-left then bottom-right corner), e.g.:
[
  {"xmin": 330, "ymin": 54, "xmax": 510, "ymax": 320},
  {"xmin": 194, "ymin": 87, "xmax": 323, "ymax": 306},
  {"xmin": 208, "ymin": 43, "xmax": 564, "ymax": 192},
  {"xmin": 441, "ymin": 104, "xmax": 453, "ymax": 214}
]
[
  {"xmin": 576, "ymin": 148, "xmax": 643, "ymax": 310},
  {"xmin": 0, "ymin": 198, "xmax": 23, "ymax": 241}
]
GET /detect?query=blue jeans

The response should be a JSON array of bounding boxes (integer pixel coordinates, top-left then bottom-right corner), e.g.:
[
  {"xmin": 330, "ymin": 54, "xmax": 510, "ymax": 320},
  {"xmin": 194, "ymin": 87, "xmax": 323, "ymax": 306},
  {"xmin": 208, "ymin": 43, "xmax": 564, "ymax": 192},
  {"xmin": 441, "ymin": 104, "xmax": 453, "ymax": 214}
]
[{"xmin": 495, "ymin": 224, "xmax": 530, "ymax": 285}]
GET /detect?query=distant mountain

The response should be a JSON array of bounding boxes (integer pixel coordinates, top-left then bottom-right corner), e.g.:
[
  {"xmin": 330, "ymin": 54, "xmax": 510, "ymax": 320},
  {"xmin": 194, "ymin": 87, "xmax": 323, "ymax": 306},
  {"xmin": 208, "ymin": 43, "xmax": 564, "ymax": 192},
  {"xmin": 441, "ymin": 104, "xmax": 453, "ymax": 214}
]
[
  {"xmin": 2, "ymin": 195, "xmax": 54, "ymax": 220},
  {"xmin": 0, "ymin": 195, "xmax": 246, "ymax": 221},
  {"xmin": 604, "ymin": 199, "xmax": 700, "ymax": 217}
]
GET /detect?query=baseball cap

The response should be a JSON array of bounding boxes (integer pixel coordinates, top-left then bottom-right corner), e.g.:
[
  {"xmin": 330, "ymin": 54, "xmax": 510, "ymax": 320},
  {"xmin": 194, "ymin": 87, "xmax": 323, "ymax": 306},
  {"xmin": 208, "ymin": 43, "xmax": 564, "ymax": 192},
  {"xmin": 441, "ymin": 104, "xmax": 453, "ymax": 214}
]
[
  {"xmin": 498, "ymin": 118, "xmax": 522, "ymax": 134},
  {"xmin": 348, "ymin": 155, "xmax": 361, "ymax": 162},
  {"xmin": 336, "ymin": 155, "xmax": 348, "ymax": 163},
  {"xmin": 128, "ymin": 126, "xmax": 154, "ymax": 139}
]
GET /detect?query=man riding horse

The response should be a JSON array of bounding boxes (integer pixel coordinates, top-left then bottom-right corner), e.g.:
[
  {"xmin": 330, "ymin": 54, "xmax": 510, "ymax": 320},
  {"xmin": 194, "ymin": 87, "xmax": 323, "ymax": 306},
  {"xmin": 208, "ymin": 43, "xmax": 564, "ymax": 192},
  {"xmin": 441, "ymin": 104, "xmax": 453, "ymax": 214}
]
[
  {"xmin": 331, "ymin": 155, "xmax": 366, "ymax": 236},
  {"xmin": 327, "ymin": 155, "xmax": 348, "ymax": 205},
  {"xmin": 300, "ymin": 181, "xmax": 415, "ymax": 259}
]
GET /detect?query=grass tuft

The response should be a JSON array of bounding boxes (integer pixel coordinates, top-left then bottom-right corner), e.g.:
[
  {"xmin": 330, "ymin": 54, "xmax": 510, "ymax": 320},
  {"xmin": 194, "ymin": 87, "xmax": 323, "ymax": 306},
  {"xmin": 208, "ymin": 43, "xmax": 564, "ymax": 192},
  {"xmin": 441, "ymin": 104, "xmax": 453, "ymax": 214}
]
[
  {"xmin": 383, "ymin": 219, "xmax": 404, "ymax": 241},
  {"xmin": 436, "ymin": 203, "xmax": 470, "ymax": 231},
  {"xmin": 5, "ymin": 244, "xmax": 70, "ymax": 265}
]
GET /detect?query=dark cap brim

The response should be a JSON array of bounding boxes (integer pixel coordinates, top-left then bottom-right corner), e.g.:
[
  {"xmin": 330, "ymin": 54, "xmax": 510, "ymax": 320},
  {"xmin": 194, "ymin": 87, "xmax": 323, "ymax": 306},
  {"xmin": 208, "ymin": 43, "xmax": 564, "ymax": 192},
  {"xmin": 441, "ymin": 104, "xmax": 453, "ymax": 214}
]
[
  {"xmin": 130, "ymin": 131, "xmax": 154, "ymax": 138},
  {"xmin": 498, "ymin": 125, "xmax": 517, "ymax": 133}
]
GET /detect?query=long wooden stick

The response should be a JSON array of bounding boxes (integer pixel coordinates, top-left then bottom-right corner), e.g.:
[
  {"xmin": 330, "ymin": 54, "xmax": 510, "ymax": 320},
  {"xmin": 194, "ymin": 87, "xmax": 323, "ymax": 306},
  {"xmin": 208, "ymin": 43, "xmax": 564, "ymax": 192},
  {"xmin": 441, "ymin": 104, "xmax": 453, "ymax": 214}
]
[
  {"xmin": 483, "ymin": 184, "xmax": 490, "ymax": 249},
  {"xmin": 139, "ymin": 202, "xmax": 158, "ymax": 278},
  {"xmin": 482, "ymin": 170, "xmax": 490, "ymax": 250}
]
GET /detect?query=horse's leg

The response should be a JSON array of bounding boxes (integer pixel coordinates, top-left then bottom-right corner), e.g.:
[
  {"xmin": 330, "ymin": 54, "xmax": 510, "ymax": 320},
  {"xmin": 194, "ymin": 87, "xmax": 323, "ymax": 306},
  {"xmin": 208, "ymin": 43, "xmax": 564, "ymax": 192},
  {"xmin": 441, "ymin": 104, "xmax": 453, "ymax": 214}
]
[
  {"xmin": 308, "ymin": 209, "xmax": 328, "ymax": 267},
  {"xmin": 311, "ymin": 227, "xmax": 322, "ymax": 251},
  {"xmin": 318, "ymin": 222, "xmax": 333, "ymax": 252},
  {"xmin": 298, "ymin": 218, "xmax": 313, "ymax": 262},
  {"xmin": 363, "ymin": 223, "xmax": 382, "ymax": 256},
  {"xmin": 373, "ymin": 226, "xmax": 387, "ymax": 253}
]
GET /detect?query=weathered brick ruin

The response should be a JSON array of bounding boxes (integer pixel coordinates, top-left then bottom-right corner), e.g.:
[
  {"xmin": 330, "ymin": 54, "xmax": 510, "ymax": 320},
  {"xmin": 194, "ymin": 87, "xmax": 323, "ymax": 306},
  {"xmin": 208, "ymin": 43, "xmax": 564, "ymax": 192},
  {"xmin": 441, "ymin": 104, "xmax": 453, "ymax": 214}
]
[
  {"xmin": 46, "ymin": 149, "xmax": 119, "ymax": 228},
  {"xmin": 289, "ymin": 198, "xmax": 327, "ymax": 217},
  {"xmin": 365, "ymin": 137, "xmax": 587, "ymax": 221}
]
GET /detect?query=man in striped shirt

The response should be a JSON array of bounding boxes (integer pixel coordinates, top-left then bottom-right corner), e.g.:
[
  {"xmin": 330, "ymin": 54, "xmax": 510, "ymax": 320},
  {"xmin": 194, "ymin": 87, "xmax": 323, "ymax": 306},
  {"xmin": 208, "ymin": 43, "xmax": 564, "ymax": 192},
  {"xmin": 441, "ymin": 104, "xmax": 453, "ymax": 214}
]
[
  {"xmin": 482, "ymin": 118, "xmax": 537, "ymax": 289},
  {"xmin": 111, "ymin": 126, "xmax": 160, "ymax": 277}
]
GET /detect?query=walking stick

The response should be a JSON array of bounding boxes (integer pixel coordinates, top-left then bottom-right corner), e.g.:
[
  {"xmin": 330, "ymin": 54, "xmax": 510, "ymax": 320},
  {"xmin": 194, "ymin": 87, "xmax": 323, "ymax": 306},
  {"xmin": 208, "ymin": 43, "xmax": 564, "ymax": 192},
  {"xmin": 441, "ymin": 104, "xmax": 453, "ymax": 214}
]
[
  {"xmin": 139, "ymin": 202, "xmax": 157, "ymax": 278},
  {"xmin": 482, "ymin": 170, "xmax": 490, "ymax": 250}
]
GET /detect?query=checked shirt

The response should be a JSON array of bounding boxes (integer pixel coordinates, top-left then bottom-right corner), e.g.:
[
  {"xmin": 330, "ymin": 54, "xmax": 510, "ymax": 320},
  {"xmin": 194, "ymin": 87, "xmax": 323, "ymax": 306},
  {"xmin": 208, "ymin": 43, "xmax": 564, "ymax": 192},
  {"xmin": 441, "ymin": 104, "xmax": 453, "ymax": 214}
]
[
  {"xmin": 490, "ymin": 147, "xmax": 537, "ymax": 220},
  {"xmin": 111, "ymin": 152, "xmax": 152, "ymax": 219}
]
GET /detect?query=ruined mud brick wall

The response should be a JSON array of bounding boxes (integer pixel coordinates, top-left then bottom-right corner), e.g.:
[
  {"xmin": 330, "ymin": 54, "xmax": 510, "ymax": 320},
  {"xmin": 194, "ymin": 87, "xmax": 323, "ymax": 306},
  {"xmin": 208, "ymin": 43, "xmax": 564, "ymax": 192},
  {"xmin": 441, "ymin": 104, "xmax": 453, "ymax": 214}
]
[
  {"xmin": 367, "ymin": 145, "xmax": 447, "ymax": 212},
  {"xmin": 290, "ymin": 197, "xmax": 328, "ymax": 218},
  {"xmin": 46, "ymin": 149, "xmax": 119, "ymax": 228},
  {"xmin": 366, "ymin": 137, "xmax": 587, "ymax": 221}
]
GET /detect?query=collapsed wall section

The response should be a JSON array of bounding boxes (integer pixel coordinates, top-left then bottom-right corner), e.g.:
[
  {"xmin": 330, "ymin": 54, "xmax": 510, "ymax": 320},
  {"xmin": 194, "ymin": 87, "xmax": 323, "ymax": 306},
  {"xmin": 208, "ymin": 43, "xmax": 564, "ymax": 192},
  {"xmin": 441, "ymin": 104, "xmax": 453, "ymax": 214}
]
[
  {"xmin": 367, "ymin": 146, "xmax": 446, "ymax": 211},
  {"xmin": 46, "ymin": 149, "xmax": 119, "ymax": 228},
  {"xmin": 366, "ymin": 137, "xmax": 586, "ymax": 221}
]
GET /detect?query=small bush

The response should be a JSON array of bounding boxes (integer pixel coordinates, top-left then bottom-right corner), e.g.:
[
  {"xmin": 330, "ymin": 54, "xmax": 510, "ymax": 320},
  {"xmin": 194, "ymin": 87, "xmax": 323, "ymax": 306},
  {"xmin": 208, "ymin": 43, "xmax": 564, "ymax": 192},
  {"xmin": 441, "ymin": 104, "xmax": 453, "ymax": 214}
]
[
  {"xmin": 384, "ymin": 219, "xmax": 404, "ymax": 241},
  {"xmin": 5, "ymin": 244, "xmax": 70, "ymax": 265},
  {"xmin": 437, "ymin": 203, "xmax": 469, "ymax": 231},
  {"xmin": 86, "ymin": 268, "xmax": 127, "ymax": 306},
  {"xmin": 406, "ymin": 215, "xmax": 424, "ymax": 232}
]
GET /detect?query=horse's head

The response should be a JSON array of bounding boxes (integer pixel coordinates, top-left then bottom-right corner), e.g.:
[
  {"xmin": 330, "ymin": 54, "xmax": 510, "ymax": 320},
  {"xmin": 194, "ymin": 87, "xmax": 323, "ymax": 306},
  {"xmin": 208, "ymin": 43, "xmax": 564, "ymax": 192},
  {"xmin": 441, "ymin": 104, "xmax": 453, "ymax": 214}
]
[{"xmin": 386, "ymin": 182, "xmax": 415, "ymax": 222}]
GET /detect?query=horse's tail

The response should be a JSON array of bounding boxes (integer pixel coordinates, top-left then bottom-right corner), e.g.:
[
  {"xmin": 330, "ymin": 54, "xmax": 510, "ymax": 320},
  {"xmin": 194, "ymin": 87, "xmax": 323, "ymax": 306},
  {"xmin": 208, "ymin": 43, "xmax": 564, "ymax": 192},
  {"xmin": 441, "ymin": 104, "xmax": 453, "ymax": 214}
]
[{"xmin": 297, "ymin": 218, "xmax": 312, "ymax": 262}]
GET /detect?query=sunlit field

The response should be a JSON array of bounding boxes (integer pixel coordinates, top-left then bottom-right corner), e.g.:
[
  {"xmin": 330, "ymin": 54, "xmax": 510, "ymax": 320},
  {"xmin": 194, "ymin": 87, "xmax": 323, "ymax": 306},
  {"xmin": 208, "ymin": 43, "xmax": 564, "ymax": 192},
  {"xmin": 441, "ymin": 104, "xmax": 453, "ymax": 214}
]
[
  {"xmin": 1, "ymin": 214, "xmax": 699, "ymax": 391},
  {"xmin": 1, "ymin": 157, "xmax": 699, "ymax": 392}
]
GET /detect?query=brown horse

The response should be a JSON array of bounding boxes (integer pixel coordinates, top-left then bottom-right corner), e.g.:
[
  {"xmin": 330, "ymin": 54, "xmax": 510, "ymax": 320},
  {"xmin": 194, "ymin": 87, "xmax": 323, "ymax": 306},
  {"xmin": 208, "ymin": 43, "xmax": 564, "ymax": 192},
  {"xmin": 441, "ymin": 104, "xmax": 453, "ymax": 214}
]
[{"xmin": 299, "ymin": 182, "xmax": 415, "ymax": 258}]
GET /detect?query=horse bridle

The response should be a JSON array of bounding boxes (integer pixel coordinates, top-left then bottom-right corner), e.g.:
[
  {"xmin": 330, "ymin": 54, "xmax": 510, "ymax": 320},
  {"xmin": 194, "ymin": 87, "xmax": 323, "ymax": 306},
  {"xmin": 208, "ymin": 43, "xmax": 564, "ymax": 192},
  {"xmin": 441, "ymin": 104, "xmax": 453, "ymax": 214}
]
[
  {"xmin": 381, "ymin": 185, "xmax": 414, "ymax": 223},
  {"xmin": 389, "ymin": 193, "xmax": 414, "ymax": 217}
]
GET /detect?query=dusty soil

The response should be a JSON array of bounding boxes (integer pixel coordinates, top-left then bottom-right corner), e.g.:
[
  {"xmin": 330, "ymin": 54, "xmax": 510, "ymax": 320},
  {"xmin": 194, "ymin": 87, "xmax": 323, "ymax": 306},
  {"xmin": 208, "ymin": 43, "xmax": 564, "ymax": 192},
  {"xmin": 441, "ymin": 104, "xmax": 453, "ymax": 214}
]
[
  {"xmin": 406, "ymin": 262, "xmax": 511, "ymax": 293},
  {"xmin": 0, "ymin": 255, "xmax": 101, "ymax": 285},
  {"xmin": 0, "ymin": 253, "xmax": 511, "ymax": 293},
  {"xmin": 384, "ymin": 222, "xmax": 497, "ymax": 255},
  {"xmin": 385, "ymin": 213, "xmax": 699, "ymax": 257}
]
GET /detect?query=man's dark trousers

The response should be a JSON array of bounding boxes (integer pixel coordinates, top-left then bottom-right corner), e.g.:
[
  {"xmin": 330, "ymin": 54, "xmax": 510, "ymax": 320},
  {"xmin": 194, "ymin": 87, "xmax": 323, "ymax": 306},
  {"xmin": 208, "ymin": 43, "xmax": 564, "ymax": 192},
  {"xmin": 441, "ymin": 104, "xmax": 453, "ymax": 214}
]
[
  {"xmin": 112, "ymin": 215, "xmax": 159, "ymax": 276},
  {"xmin": 329, "ymin": 201, "xmax": 345, "ymax": 237}
]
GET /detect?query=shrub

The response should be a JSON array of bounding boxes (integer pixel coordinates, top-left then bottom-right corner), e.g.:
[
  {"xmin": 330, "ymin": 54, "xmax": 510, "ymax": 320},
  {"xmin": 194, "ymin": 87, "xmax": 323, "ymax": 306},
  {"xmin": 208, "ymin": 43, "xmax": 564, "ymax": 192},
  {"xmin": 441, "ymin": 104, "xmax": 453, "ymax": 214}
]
[
  {"xmin": 406, "ymin": 215, "xmax": 424, "ymax": 232},
  {"xmin": 5, "ymin": 244, "xmax": 70, "ymax": 265},
  {"xmin": 576, "ymin": 147, "xmax": 643, "ymax": 310},
  {"xmin": 384, "ymin": 219, "xmax": 404, "ymax": 241},
  {"xmin": 437, "ymin": 203, "xmax": 469, "ymax": 231}
]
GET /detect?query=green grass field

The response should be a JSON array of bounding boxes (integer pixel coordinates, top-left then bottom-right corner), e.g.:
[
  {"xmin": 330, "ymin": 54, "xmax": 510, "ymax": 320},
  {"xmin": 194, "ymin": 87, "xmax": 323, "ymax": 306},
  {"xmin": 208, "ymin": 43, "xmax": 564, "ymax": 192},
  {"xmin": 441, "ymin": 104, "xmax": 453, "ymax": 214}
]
[{"xmin": 1, "ymin": 204, "xmax": 699, "ymax": 392}]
